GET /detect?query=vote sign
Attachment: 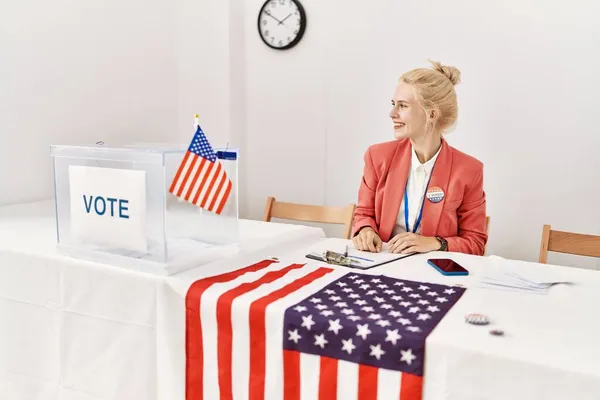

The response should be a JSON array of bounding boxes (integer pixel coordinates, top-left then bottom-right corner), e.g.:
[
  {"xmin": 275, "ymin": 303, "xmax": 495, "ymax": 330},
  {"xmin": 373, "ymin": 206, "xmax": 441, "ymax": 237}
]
[{"xmin": 68, "ymin": 165, "xmax": 147, "ymax": 252}]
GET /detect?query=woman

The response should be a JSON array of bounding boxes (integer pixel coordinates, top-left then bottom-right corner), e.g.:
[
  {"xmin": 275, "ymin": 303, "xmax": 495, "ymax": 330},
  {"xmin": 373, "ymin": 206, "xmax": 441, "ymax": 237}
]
[{"xmin": 352, "ymin": 60, "xmax": 487, "ymax": 256}]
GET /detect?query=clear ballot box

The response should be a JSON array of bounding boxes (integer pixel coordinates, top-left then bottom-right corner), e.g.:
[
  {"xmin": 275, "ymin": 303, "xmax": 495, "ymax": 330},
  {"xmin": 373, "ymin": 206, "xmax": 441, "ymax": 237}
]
[{"xmin": 50, "ymin": 143, "xmax": 240, "ymax": 275}]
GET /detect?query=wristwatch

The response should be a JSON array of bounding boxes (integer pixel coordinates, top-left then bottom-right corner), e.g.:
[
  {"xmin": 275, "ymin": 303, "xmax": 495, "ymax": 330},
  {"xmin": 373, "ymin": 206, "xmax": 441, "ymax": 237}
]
[{"xmin": 435, "ymin": 236, "xmax": 448, "ymax": 251}]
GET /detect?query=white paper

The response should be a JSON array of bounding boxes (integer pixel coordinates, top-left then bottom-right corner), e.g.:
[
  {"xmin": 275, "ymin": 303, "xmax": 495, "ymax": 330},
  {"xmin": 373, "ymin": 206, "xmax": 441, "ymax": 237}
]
[
  {"xmin": 69, "ymin": 165, "xmax": 148, "ymax": 253},
  {"xmin": 306, "ymin": 238, "xmax": 410, "ymax": 269}
]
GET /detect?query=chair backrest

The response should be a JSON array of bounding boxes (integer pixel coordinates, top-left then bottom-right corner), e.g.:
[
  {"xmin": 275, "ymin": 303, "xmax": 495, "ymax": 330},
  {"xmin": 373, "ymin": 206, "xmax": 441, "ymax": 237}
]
[
  {"xmin": 538, "ymin": 224, "xmax": 600, "ymax": 263},
  {"xmin": 263, "ymin": 196, "xmax": 356, "ymax": 239}
]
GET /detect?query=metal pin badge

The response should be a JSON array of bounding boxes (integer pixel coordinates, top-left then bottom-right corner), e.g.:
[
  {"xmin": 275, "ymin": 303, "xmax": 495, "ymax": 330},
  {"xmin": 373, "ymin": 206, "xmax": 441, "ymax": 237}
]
[
  {"xmin": 464, "ymin": 313, "xmax": 490, "ymax": 326},
  {"xmin": 426, "ymin": 186, "xmax": 445, "ymax": 203}
]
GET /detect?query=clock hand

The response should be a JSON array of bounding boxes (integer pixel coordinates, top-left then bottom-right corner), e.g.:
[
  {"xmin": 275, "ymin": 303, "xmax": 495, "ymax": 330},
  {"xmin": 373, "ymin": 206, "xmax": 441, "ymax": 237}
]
[
  {"xmin": 264, "ymin": 10, "xmax": 283, "ymax": 24},
  {"xmin": 278, "ymin": 13, "xmax": 292, "ymax": 25}
]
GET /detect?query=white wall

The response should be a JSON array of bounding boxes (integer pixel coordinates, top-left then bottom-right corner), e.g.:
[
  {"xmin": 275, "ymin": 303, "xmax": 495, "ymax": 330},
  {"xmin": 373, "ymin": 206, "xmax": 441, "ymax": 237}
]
[
  {"xmin": 241, "ymin": 0, "xmax": 600, "ymax": 268},
  {"xmin": 3, "ymin": 0, "xmax": 598, "ymax": 268},
  {"xmin": 0, "ymin": 0, "xmax": 177, "ymax": 206}
]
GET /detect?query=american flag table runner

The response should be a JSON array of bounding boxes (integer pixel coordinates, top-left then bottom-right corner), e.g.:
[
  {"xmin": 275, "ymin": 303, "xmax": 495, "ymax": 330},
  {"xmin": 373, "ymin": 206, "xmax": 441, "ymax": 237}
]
[{"xmin": 185, "ymin": 259, "xmax": 465, "ymax": 400}]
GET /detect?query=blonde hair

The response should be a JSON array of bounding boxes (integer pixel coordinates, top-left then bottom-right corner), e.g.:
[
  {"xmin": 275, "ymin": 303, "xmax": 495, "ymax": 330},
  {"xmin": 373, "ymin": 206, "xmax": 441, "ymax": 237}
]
[{"xmin": 399, "ymin": 60, "xmax": 461, "ymax": 132}]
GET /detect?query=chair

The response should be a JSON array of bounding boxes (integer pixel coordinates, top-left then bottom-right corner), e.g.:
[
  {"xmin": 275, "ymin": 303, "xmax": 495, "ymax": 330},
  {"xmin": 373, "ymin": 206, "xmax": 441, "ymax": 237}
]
[
  {"xmin": 538, "ymin": 224, "xmax": 600, "ymax": 264},
  {"xmin": 263, "ymin": 196, "xmax": 356, "ymax": 239}
]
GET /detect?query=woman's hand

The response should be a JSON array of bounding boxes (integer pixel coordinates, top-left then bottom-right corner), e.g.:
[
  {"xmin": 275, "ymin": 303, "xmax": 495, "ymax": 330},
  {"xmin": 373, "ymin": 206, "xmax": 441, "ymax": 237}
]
[
  {"xmin": 352, "ymin": 227, "xmax": 382, "ymax": 253},
  {"xmin": 388, "ymin": 233, "xmax": 441, "ymax": 254}
]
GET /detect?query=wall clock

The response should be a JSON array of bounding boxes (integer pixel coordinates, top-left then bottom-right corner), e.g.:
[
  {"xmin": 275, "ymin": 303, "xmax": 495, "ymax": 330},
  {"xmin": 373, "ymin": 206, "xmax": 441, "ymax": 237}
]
[{"xmin": 258, "ymin": 0, "xmax": 306, "ymax": 50}]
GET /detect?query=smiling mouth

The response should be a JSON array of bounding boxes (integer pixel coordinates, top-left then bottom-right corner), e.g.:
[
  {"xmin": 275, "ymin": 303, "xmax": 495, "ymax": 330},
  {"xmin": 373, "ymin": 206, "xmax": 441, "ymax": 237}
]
[{"xmin": 393, "ymin": 123, "xmax": 405, "ymax": 128}]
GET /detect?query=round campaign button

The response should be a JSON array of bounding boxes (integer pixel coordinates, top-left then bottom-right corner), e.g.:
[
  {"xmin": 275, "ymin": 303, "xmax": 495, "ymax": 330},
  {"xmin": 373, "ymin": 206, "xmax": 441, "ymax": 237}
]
[
  {"xmin": 464, "ymin": 313, "xmax": 490, "ymax": 326},
  {"xmin": 426, "ymin": 186, "xmax": 445, "ymax": 203}
]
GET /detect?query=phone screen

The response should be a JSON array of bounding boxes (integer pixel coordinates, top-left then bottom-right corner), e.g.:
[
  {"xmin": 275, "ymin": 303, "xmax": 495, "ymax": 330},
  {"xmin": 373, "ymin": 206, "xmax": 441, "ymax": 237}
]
[{"xmin": 427, "ymin": 258, "xmax": 468, "ymax": 275}]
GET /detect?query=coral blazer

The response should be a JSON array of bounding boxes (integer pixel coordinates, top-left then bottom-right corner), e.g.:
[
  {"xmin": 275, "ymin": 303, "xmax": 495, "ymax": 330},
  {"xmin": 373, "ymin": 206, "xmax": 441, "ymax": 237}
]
[{"xmin": 352, "ymin": 138, "xmax": 488, "ymax": 256}]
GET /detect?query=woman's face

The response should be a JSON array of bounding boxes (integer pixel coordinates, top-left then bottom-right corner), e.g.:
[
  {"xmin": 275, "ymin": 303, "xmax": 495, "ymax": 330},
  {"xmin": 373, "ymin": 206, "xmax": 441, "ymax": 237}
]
[{"xmin": 389, "ymin": 82, "xmax": 428, "ymax": 140}]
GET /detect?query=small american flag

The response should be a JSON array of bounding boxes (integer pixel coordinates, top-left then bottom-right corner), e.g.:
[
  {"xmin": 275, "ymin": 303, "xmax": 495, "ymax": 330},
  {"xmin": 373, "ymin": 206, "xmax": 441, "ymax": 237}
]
[
  {"xmin": 169, "ymin": 124, "xmax": 232, "ymax": 214},
  {"xmin": 185, "ymin": 259, "xmax": 465, "ymax": 400}
]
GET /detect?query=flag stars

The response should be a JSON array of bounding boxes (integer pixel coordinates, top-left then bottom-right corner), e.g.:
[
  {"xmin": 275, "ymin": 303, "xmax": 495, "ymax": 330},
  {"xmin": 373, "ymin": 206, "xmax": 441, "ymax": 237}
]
[
  {"xmin": 375, "ymin": 320, "xmax": 391, "ymax": 327},
  {"xmin": 397, "ymin": 318, "xmax": 411, "ymax": 325},
  {"xmin": 370, "ymin": 344, "xmax": 385, "ymax": 360},
  {"xmin": 336, "ymin": 282, "xmax": 348, "ymax": 287},
  {"xmin": 374, "ymin": 296, "xmax": 386, "ymax": 303},
  {"xmin": 418, "ymin": 300, "xmax": 430, "ymax": 305},
  {"xmin": 377, "ymin": 284, "xmax": 389, "ymax": 289},
  {"xmin": 427, "ymin": 305, "xmax": 440, "ymax": 312},
  {"xmin": 294, "ymin": 305, "xmax": 307, "ymax": 313},
  {"xmin": 342, "ymin": 288, "xmax": 354, "ymax": 293},
  {"xmin": 380, "ymin": 304, "xmax": 393, "ymax": 310},
  {"xmin": 401, "ymin": 287, "xmax": 414, "ymax": 292},
  {"xmin": 342, "ymin": 338, "xmax": 356, "ymax": 354},
  {"xmin": 427, "ymin": 291, "xmax": 438, "ymax": 297},
  {"xmin": 362, "ymin": 306, "xmax": 375, "ymax": 312},
  {"xmin": 385, "ymin": 329, "xmax": 402, "ymax": 345},
  {"xmin": 389, "ymin": 310, "xmax": 402, "ymax": 318},
  {"xmin": 348, "ymin": 293, "xmax": 360, "ymax": 299},
  {"xmin": 444, "ymin": 288, "xmax": 457, "ymax": 295},
  {"xmin": 419, "ymin": 285, "xmax": 430, "ymax": 291},
  {"xmin": 407, "ymin": 326, "xmax": 421, "ymax": 333},
  {"xmin": 321, "ymin": 310, "xmax": 334, "ymax": 317},
  {"xmin": 408, "ymin": 306, "xmax": 420, "ymax": 314},
  {"xmin": 409, "ymin": 293, "xmax": 421, "ymax": 299},
  {"xmin": 360, "ymin": 284, "xmax": 371, "ymax": 290},
  {"xmin": 329, "ymin": 295, "xmax": 342, "ymax": 301},
  {"xmin": 301, "ymin": 315, "xmax": 315, "ymax": 330},
  {"xmin": 314, "ymin": 334, "xmax": 328, "ymax": 348},
  {"xmin": 309, "ymin": 298, "xmax": 322, "ymax": 304},
  {"xmin": 347, "ymin": 315, "xmax": 362, "ymax": 321},
  {"xmin": 371, "ymin": 278, "xmax": 381, "ymax": 283},
  {"xmin": 288, "ymin": 329, "xmax": 301, "ymax": 343},
  {"xmin": 384, "ymin": 289, "xmax": 395, "ymax": 295},
  {"xmin": 328, "ymin": 319, "xmax": 343, "ymax": 335},
  {"xmin": 368, "ymin": 313, "xmax": 382, "ymax": 320},
  {"xmin": 325, "ymin": 289, "xmax": 336, "ymax": 295},
  {"xmin": 356, "ymin": 324, "xmax": 371, "ymax": 340},
  {"xmin": 400, "ymin": 301, "xmax": 412, "ymax": 308},
  {"xmin": 355, "ymin": 299, "xmax": 368, "ymax": 306},
  {"xmin": 366, "ymin": 290, "xmax": 378, "ymax": 296},
  {"xmin": 315, "ymin": 304, "xmax": 328, "ymax": 310},
  {"xmin": 400, "ymin": 349, "xmax": 416, "ymax": 365},
  {"xmin": 392, "ymin": 295, "xmax": 403, "ymax": 301},
  {"xmin": 341, "ymin": 309, "xmax": 354, "ymax": 315},
  {"xmin": 417, "ymin": 313, "xmax": 431, "ymax": 321},
  {"xmin": 436, "ymin": 297, "xmax": 449, "ymax": 303},
  {"xmin": 335, "ymin": 302, "xmax": 348, "ymax": 308}
]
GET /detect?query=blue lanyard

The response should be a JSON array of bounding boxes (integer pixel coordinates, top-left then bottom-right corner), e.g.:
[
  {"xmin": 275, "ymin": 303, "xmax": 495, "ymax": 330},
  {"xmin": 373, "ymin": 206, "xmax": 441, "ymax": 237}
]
[{"xmin": 404, "ymin": 174, "xmax": 434, "ymax": 233}]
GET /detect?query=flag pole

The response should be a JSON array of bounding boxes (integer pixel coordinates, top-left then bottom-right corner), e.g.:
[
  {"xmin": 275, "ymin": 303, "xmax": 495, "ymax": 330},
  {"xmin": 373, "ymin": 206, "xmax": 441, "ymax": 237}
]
[{"xmin": 194, "ymin": 113, "xmax": 199, "ymax": 130}]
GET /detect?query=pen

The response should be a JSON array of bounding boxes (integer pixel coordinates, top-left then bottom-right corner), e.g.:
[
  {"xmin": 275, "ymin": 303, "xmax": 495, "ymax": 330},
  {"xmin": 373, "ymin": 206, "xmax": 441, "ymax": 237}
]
[{"xmin": 344, "ymin": 245, "xmax": 348, "ymax": 257}]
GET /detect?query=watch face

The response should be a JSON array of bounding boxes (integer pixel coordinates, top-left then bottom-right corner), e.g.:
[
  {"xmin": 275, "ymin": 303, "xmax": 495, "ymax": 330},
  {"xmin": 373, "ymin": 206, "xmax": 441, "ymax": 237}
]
[{"xmin": 258, "ymin": 0, "xmax": 306, "ymax": 50}]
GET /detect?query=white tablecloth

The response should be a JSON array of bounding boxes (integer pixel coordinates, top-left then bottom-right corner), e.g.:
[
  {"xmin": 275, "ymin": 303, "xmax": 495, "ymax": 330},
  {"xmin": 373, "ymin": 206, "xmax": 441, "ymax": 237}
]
[
  {"xmin": 159, "ymin": 239, "xmax": 600, "ymax": 400},
  {"xmin": 0, "ymin": 200, "xmax": 326, "ymax": 400},
  {"xmin": 2, "ymin": 201, "xmax": 600, "ymax": 400}
]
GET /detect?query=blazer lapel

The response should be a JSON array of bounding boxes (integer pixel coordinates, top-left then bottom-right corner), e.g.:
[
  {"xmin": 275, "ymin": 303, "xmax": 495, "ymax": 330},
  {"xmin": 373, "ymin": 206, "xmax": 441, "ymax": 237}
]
[
  {"xmin": 420, "ymin": 139, "xmax": 453, "ymax": 237},
  {"xmin": 379, "ymin": 141, "xmax": 411, "ymax": 242}
]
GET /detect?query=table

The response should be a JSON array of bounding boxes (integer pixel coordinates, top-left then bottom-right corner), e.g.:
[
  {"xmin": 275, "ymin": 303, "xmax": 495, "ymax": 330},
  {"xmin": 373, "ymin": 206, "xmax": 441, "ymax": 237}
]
[
  {"xmin": 160, "ymin": 238, "xmax": 600, "ymax": 400},
  {"xmin": 2, "ymin": 201, "xmax": 600, "ymax": 400},
  {"xmin": 0, "ymin": 200, "xmax": 326, "ymax": 400}
]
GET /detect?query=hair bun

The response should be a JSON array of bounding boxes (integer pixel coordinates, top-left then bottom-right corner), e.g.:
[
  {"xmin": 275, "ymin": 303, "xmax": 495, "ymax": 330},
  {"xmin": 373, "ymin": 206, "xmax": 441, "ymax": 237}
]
[{"xmin": 429, "ymin": 60, "xmax": 461, "ymax": 86}]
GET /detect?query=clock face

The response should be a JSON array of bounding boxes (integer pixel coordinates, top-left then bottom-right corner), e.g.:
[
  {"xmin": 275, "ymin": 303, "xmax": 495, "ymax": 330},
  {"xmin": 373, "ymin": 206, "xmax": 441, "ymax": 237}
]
[{"xmin": 258, "ymin": 0, "xmax": 306, "ymax": 50}]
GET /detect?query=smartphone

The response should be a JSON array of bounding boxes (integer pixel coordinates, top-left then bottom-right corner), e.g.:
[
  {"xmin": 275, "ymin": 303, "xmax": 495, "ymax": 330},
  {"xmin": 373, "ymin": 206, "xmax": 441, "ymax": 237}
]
[{"xmin": 427, "ymin": 258, "xmax": 469, "ymax": 276}]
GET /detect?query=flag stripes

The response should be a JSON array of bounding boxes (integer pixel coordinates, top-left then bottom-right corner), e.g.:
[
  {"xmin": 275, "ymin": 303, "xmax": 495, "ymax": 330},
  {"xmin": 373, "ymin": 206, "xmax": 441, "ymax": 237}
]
[{"xmin": 185, "ymin": 261, "xmax": 426, "ymax": 400}]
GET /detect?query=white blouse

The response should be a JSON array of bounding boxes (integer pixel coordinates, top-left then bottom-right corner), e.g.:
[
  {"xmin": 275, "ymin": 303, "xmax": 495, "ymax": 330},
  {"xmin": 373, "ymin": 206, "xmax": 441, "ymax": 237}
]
[{"xmin": 391, "ymin": 145, "xmax": 441, "ymax": 237}]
